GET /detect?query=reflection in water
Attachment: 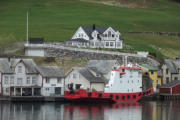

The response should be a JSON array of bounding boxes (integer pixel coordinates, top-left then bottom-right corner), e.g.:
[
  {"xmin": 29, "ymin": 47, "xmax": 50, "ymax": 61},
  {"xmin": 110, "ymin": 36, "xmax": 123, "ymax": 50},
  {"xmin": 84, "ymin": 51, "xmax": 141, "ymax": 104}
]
[{"xmin": 0, "ymin": 101, "xmax": 180, "ymax": 120}]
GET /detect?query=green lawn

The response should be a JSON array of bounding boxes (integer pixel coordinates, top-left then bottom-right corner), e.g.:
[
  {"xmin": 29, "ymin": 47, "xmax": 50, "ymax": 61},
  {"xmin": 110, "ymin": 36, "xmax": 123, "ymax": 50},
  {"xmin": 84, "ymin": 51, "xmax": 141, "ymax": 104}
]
[{"xmin": 0, "ymin": 0, "xmax": 180, "ymax": 58}]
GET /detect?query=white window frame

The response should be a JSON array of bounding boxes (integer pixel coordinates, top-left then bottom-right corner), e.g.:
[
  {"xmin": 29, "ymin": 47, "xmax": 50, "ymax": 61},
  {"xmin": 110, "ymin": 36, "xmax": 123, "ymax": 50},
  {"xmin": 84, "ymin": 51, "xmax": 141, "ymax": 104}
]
[
  {"xmin": 27, "ymin": 77, "xmax": 30, "ymax": 84},
  {"xmin": 17, "ymin": 78, "xmax": 22, "ymax": 85},
  {"xmin": 10, "ymin": 76, "xmax": 14, "ymax": 85},
  {"xmin": 4, "ymin": 76, "xmax": 9, "ymax": 85},
  {"xmin": 18, "ymin": 66, "xmax": 22, "ymax": 73}
]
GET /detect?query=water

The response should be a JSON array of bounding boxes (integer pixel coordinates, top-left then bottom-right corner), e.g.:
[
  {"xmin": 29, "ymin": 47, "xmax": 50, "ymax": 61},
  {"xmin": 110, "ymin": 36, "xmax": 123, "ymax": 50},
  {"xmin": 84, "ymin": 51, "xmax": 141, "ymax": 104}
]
[{"xmin": 0, "ymin": 101, "xmax": 180, "ymax": 120}]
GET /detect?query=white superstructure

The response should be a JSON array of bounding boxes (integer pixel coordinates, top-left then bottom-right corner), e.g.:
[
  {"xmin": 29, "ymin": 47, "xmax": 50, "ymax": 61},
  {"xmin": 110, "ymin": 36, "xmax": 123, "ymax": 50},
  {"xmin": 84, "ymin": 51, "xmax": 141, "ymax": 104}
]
[{"xmin": 105, "ymin": 65, "xmax": 142, "ymax": 93}]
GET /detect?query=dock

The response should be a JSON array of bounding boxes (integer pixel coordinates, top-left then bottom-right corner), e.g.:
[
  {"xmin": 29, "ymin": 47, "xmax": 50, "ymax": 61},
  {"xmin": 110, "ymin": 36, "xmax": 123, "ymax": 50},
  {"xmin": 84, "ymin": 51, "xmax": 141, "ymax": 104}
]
[{"xmin": 0, "ymin": 96, "xmax": 69, "ymax": 102}]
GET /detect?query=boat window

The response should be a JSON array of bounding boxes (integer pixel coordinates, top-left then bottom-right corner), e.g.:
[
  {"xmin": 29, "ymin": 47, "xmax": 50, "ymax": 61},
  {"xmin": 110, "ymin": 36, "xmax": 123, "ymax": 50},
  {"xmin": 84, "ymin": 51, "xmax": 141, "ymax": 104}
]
[
  {"xmin": 133, "ymin": 95, "xmax": 136, "ymax": 99},
  {"xmin": 110, "ymin": 94, "xmax": 113, "ymax": 98},
  {"xmin": 139, "ymin": 93, "xmax": 141, "ymax": 96},
  {"xmin": 122, "ymin": 96, "xmax": 125, "ymax": 100},
  {"xmin": 116, "ymin": 96, "xmax": 119, "ymax": 100},
  {"xmin": 99, "ymin": 93, "xmax": 102, "ymax": 97},
  {"xmin": 127, "ymin": 95, "xmax": 130, "ymax": 99}
]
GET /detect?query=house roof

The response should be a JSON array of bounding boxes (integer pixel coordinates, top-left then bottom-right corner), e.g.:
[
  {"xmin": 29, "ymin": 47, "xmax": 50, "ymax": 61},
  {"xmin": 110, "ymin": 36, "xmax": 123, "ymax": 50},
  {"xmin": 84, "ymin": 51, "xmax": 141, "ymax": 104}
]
[
  {"xmin": 29, "ymin": 38, "xmax": 44, "ymax": 44},
  {"xmin": 160, "ymin": 80, "xmax": 180, "ymax": 88},
  {"xmin": 140, "ymin": 64, "xmax": 158, "ymax": 71},
  {"xmin": 0, "ymin": 58, "xmax": 37, "ymax": 74},
  {"xmin": 37, "ymin": 66, "xmax": 64, "ymax": 77},
  {"xmin": 86, "ymin": 60, "xmax": 118, "ymax": 74},
  {"xmin": 10, "ymin": 59, "xmax": 37, "ymax": 74},
  {"xmin": 164, "ymin": 59, "xmax": 180, "ymax": 73},
  {"xmin": 66, "ymin": 38, "xmax": 89, "ymax": 43},
  {"xmin": 72, "ymin": 67, "xmax": 105, "ymax": 83},
  {"xmin": 81, "ymin": 25, "xmax": 122, "ymax": 40},
  {"xmin": 0, "ymin": 58, "xmax": 13, "ymax": 73}
]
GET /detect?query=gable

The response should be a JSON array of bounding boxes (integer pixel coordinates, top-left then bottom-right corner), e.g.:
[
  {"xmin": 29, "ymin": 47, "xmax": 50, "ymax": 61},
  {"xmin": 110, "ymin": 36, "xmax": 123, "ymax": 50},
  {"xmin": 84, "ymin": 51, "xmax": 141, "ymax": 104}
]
[
  {"xmin": 103, "ymin": 27, "xmax": 116, "ymax": 34},
  {"xmin": 72, "ymin": 27, "xmax": 90, "ymax": 40}
]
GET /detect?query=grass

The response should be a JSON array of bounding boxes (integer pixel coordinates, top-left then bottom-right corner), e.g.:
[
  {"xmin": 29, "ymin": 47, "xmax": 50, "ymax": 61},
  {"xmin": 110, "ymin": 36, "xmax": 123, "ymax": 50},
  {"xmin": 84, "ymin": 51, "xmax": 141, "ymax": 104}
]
[{"xmin": 0, "ymin": 0, "xmax": 180, "ymax": 58}]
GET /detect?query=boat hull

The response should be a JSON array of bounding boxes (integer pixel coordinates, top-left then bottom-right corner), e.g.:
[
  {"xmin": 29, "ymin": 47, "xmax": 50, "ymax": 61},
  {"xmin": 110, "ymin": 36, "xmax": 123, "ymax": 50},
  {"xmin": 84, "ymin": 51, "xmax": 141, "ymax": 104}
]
[{"xmin": 65, "ymin": 88, "xmax": 154, "ymax": 103}]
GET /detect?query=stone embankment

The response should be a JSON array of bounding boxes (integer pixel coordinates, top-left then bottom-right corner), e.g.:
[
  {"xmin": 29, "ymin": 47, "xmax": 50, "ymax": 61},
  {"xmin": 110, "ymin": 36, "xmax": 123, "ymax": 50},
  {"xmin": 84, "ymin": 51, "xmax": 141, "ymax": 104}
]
[{"xmin": 45, "ymin": 45, "xmax": 159, "ymax": 67}]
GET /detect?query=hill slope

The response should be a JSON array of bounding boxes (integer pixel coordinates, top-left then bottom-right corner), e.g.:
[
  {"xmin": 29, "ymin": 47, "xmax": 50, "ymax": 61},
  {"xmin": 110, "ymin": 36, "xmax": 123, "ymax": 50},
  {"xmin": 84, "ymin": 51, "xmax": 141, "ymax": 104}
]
[{"xmin": 0, "ymin": 0, "xmax": 180, "ymax": 58}]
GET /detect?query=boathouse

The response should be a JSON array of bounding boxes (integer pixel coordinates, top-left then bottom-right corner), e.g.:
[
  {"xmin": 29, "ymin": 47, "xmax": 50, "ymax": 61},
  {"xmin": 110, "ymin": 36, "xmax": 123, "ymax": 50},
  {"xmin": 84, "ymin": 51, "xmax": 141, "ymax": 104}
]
[{"xmin": 159, "ymin": 80, "xmax": 180, "ymax": 94}]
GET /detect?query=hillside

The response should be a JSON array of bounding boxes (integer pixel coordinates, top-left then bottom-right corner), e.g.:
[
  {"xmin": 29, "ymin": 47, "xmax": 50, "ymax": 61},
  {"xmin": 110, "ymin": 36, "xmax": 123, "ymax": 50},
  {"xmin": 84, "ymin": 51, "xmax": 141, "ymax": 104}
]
[{"xmin": 0, "ymin": 0, "xmax": 180, "ymax": 58}]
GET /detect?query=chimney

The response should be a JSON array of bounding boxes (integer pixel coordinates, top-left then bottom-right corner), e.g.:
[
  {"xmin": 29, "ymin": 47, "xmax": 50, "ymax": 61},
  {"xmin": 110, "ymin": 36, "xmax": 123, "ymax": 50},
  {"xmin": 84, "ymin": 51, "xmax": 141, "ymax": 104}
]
[{"xmin": 93, "ymin": 24, "xmax": 96, "ymax": 30}]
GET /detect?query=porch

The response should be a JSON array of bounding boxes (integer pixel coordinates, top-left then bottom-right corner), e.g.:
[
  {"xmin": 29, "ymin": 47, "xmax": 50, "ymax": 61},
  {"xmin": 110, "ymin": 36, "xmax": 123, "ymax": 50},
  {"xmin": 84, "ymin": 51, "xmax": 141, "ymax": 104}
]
[{"xmin": 10, "ymin": 87, "xmax": 41, "ymax": 96}]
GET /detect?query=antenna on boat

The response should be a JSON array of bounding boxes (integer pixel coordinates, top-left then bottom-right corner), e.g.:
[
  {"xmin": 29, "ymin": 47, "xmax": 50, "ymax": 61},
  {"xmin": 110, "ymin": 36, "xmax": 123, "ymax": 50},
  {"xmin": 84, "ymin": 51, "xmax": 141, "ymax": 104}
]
[{"xmin": 26, "ymin": 11, "xmax": 29, "ymax": 44}]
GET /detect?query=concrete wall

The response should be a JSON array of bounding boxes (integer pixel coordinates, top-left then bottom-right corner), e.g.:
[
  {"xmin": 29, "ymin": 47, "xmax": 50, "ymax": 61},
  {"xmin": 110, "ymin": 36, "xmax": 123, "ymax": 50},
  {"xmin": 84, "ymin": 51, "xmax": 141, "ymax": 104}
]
[{"xmin": 25, "ymin": 48, "xmax": 45, "ymax": 57}]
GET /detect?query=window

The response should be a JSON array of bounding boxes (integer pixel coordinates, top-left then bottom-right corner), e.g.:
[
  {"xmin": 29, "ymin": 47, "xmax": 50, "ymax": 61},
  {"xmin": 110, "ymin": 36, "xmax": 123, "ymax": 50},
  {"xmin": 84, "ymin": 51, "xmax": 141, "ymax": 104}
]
[
  {"xmin": 17, "ymin": 78, "xmax": 22, "ymax": 85},
  {"xmin": 32, "ymin": 77, "xmax": 37, "ymax": 84},
  {"xmin": 128, "ymin": 80, "xmax": 129, "ymax": 83},
  {"xmin": 106, "ymin": 42, "xmax": 109, "ymax": 47},
  {"xmin": 174, "ymin": 77, "xmax": 178, "ymax": 81},
  {"xmin": 46, "ymin": 88, "xmax": 49, "ymax": 91},
  {"xmin": 27, "ymin": 77, "xmax": 30, "ymax": 84},
  {"xmin": 108, "ymin": 31, "xmax": 111, "ymax": 37},
  {"xmin": 6, "ymin": 88, "xmax": 9, "ymax": 93},
  {"xmin": 166, "ymin": 69, "xmax": 168, "ymax": 74},
  {"xmin": 122, "ymin": 69, "xmax": 125, "ymax": 72},
  {"xmin": 166, "ymin": 77, "xmax": 169, "ymax": 83},
  {"xmin": 73, "ymin": 73, "xmax": 77, "ymax": 79},
  {"xmin": 46, "ymin": 78, "xmax": 50, "ymax": 83},
  {"xmin": 132, "ymin": 80, "xmax": 133, "ymax": 83},
  {"xmin": 57, "ymin": 78, "xmax": 62, "ymax": 84},
  {"xmin": 151, "ymin": 71, "xmax": 154, "ymax": 75},
  {"xmin": 117, "ymin": 42, "xmax": 121, "ymax": 47},
  {"xmin": 110, "ymin": 42, "xmax": 114, "ymax": 47},
  {"xmin": 18, "ymin": 66, "xmax": 22, "ymax": 73},
  {"xmin": 10, "ymin": 76, "xmax": 14, "ymax": 85},
  {"xmin": 75, "ymin": 84, "xmax": 81, "ymax": 89},
  {"xmin": 5, "ymin": 76, "xmax": 9, "ymax": 84},
  {"xmin": 112, "ymin": 34, "xmax": 114, "ymax": 37},
  {"xmin": 105, "ymin": 34, "xmax": 107, "ymax": 37}
]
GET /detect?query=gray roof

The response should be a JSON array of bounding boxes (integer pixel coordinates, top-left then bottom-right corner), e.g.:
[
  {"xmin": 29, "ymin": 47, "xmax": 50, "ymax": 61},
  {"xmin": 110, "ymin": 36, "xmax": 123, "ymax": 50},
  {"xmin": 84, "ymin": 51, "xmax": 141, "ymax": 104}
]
[
  {"xmin": 81, "ymin": 25, "xmax": 122, "ymax": 40},
  {"xmin": 37, "ymin": 66, "xmax": 64, "ymax": 78},
  {"xmin": 72, "ymin": 67, "xmax": 105, "ymax": 83},
  {"xmin": 0, "ymin": 58, "xmax": 37, "ymax": 74},
  {"xmin": 160, "ymin": 80, "xmax": 180, "ymax": 88},
  {"xmin": 0, "ymin": 58, "xmax": 13, "ymax": 73},
  {"xmin": 86, "ymin": 60, "xmax": 118, "ymax": 74},
  {"xmin": 164, "ymin": 59, "xmax": 180, "ymax": 73}
]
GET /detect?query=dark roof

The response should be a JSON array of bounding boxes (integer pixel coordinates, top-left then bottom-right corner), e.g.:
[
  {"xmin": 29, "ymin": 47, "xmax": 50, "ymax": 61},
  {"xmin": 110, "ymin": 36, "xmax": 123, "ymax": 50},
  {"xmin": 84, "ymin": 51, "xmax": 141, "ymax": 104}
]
[
  {"xmin": 164, "ymin": 59, "xmax": 180, "ymax": 73},
  {"xmin": 66, "ymin": 38, "xmax": 89, "ymax": 43},
  {"xmin": 29, "ymin": 38, "xmax": 44, "ymax": 44},
  {"xmin": 73, "ymin": 67, "xmax": 105, "ymax": 83},
  {"xmin": 37, "ymin": 66, "xmax": 64, "ymax": 77},
  {"xmin": 81, "ymin": 25, "xmax": 119, "ymax": 39},
  {"xmin": 160, "ymin": 80, "xmax": 180, "ymax": 88}
]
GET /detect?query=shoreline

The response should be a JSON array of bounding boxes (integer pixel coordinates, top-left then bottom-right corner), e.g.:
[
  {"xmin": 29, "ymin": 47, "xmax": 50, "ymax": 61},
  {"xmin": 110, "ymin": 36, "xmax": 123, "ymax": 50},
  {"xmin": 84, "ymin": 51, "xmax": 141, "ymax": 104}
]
[{"xmin": 1, "ymin": 94, "xmax": 180, "ymax": 102}]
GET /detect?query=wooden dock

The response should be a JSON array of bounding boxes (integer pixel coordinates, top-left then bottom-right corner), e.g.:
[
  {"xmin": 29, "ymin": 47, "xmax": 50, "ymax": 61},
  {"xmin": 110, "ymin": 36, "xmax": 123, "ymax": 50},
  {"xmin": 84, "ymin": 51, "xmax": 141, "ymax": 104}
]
[{"xmin": 158, "ymin": 94, "xmax": 180, "ymax": 100}]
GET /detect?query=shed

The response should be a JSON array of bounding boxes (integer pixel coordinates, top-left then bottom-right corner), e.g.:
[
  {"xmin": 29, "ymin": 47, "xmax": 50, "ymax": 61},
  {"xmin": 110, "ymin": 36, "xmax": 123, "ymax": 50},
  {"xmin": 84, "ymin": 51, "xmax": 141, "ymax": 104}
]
[{"xmin": 159, "ymin": 80, "xmax": 180, "ymax": 94}]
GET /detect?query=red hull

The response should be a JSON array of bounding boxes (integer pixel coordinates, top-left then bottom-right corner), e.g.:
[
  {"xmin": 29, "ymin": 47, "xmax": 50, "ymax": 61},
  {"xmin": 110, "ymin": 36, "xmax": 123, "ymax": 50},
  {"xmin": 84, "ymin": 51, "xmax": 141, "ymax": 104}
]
[{"xmin": 65, "ymin": 88, "xmax": 154, "ymax": 103}]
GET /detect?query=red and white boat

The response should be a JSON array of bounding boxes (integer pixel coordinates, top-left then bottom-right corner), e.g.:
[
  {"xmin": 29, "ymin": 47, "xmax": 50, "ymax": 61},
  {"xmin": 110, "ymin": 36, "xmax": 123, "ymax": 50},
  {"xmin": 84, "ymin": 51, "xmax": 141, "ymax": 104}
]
[{"xmin": 65, "ymin": 64, "xmax": 154, "ymax": 103}]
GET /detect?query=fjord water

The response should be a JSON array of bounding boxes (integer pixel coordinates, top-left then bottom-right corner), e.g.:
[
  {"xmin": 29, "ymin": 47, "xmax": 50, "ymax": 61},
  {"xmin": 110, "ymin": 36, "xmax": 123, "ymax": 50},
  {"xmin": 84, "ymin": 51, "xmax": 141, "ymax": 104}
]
[{"xmin": 0, "ymin": 101, "xmax": 180, "ymax": 120}]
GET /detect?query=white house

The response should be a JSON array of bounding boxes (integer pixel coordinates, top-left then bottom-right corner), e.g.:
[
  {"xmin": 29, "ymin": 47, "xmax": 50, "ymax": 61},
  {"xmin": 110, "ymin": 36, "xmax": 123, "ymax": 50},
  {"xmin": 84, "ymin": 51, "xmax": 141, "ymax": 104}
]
[
  {"xmin": 162, "ymin": 59, "xmax": 180, "ymax": 84},
  {"xmin": 66, "ymin": 24, "xmax": 124, "ymax": 49},
  {"xmin": 24, "ymin": 38, "xmax": 45, "ymax": 57},
  {"xmin": 37, "ymin": 66, "xmax": 64, "ymax": 96},
  {"xmin": 65, "ymin": 67, "xmax": 105, "ymax": 92},
  {"xmin": 105, "ymin": 65, "xmax": 142, "ymax": 93},
  {"xmin": 0, "ymin": 58, "xmax": 64, "ymax": 96}
]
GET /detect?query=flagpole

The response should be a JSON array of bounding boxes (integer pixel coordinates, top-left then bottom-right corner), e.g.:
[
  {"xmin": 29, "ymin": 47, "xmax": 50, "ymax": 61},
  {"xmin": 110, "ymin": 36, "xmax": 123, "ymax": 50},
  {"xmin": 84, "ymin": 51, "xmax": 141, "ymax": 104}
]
[{"xmin": 26, "ymin": 11, "xmax": 29, "ymax": 44}]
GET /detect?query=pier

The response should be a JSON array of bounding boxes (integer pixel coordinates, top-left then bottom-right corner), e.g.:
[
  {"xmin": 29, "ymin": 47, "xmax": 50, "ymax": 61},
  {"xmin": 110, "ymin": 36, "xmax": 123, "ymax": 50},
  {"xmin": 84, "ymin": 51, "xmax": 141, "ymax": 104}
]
[{"xmin": 0, "ymin": 96, "xmax": 69, "ymax": 102}]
